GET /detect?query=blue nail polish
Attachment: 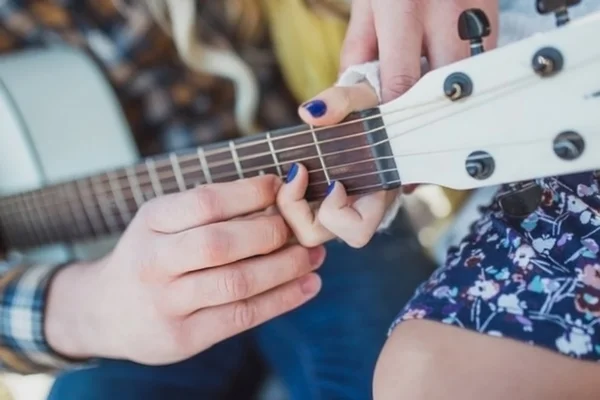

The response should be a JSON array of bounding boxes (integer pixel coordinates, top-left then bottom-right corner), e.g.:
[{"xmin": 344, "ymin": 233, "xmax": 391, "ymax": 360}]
[
  {"xmin": 303, "ymin": 100, "xmax": 327, "ymax": 118},
  {"xmin": 286, "ymin": 163, "xmax": 298, "ymax": 183},
  {"xmin": 326, "ymin": 181, "xmax": 336, "ymax": 196}
]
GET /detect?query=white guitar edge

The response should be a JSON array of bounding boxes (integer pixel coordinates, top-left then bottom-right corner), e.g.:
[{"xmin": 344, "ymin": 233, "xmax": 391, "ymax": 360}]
[
  {"xmin": 382, "ymin": 11, "xmax": 600, "ymax": 190},
  {"xmin": 0, "ymin": 46, "xmax": 139, "ymax": 262}
]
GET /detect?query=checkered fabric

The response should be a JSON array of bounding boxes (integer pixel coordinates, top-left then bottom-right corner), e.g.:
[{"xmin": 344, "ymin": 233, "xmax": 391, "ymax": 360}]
[{"xmin": 0, "ymin": 0, "xmax": 303, "ymax": 373}]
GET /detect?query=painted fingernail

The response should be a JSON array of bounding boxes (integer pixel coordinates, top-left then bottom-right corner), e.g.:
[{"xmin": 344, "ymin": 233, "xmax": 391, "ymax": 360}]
[
  {"xmin": 326, "ymin": 181, "xmax": 336, "ymax": 196},
  {"xmin": 286, "ymin": 163, "xmax": 298, "ymax": 183},
  {"xmin": 300, "ymin": 274, "xmax": 321, "ymax": 295},
  {"xmin": 303, "ymin": 99, "xmax": 327, "ymax": 118}
]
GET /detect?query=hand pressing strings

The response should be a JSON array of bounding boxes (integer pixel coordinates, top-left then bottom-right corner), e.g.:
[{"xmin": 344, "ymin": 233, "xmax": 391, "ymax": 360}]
[{"xmin": 277, "ymin": 81, "xmax": 399, "ymax": 249}]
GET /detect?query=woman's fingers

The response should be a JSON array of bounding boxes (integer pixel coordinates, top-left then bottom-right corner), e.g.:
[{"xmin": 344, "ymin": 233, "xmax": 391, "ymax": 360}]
[
  {"xmin": 277, "ymin": 163, "xmax": 334, "ymax": 247},
  {"xmin": 299, "ymin": 82, "xmax": 379, "ymax": 126},
  {"xmin": 318, "ymin": 182, "xmax": 389, "ymax": 248}
]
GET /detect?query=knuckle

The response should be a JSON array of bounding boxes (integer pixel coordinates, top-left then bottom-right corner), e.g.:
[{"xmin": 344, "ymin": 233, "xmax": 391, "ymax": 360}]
[
  {"xmin": 264, "ymin": 216, "xmax": 290, "ymax": 247},
  {"xmin": 194, "ymin": 186, "xmax": 223, "ymax": 221},
  {"xmin": 232, "ymin": 300, "xmax": 256, "ymax": 330},
  {"xmin": 198, "ymin": 227, "xmax": 230, "ymax": 266},
  {"xmin": 287, "ymin": 246, "xmax": 311, "ymax": 275},
  {"xmin": 219, "ymin": 268, "xmax": 251, "ymax": 300},
  {"xmin": 139, "ymin": 199, "xmax": 161, "ymax": 230},
  {"xmin": 385, "ymin": 74, "xmax": 419, "ymax": 98}
]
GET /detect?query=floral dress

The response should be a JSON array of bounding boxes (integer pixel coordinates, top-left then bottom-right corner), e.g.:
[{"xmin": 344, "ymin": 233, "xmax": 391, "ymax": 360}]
[{"xmin": 393, "ymin": 172, "xmax": 600, "ymax": 360}]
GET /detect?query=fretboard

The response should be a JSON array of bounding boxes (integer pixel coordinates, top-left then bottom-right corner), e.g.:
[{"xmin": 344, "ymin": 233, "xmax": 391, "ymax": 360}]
[{"xmin": 0, "ymin": 108, "xmax": 400, "ymax": 250}]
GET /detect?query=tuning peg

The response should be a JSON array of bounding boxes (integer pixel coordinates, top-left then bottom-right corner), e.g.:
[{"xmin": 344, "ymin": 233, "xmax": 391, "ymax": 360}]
[
  {"xmin": 458, "ymin": 9, "xmax": 491, "ymax": 56},
  {"xmin": 536, "ymin": 0, "xmax": 582, "ymax": 26}
]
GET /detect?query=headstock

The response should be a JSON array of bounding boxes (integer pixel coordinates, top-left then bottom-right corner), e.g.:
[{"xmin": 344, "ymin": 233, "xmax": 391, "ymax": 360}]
[{"xmin": 379, "ymin": 7, "xmax": 600, "ymax": 192}]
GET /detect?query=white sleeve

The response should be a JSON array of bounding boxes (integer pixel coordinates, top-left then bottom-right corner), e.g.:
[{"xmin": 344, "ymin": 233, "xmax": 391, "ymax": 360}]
[{"xmin": 335, "ymin": 60, "xmax": 404, "ymax": 232}]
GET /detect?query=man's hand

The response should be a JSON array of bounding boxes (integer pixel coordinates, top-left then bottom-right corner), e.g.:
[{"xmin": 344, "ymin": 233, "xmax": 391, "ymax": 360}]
[
  {"xmin": 44, "ymin": 175, "xmax": 325, "ymax": 365},
  {"xmin": 340, "ymin": 0, "xmax": 499, "ymax": 103}
]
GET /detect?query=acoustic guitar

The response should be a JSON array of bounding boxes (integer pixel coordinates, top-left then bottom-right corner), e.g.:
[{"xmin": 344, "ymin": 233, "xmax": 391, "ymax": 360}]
[{"xmin": 1, "ymin": 4, "xmax": 599, "ymax": 266}]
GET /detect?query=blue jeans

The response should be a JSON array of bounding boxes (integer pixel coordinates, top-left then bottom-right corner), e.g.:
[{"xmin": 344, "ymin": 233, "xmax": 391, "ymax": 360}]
[{"xmin": 48, "ymin": 210, "xmax": 434, "ymax": 400}]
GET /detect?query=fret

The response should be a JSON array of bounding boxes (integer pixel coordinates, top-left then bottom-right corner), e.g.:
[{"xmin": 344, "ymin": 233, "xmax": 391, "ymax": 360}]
[
  {"xmin": 197, "ymin": 147, "xmax": 212, "ymax": 184},
  {"xmin": 15, "ymin": 194, "xmax": 41, "ymax": 246},
  {"xmin": 270, "ymin": 125, "xmax": 323, "ymax": 197},
  {"xmin": 26, "ymin": 192, "xmax": 54, "ymax": 243},
  {"xmin": 89, "ymin": 177, "xmax": 120, "ymax": 234},
  {"xmin": 145, "ymin": 158, "xmax": 164, "ymax": 196},
  {"xmin": 309, "ymin": 124, "xmax": 331, "ymax": 185},
  {"xmin": 234, "ymin": 133, "xmax": 280, "ymax": 178},
  {"xmin": 126, "ymin": 166, "xmax": 145, "ymax": 207},
  {"xmin": 107, "ymin": 171, "xmax": 133, "ymax": 224},
  {"xmin": 229, "ymin": 141, "xmax": 244, "ymax": 179},
  {"xmin": 50, "ymin": 185, "xmax": 79, "ymax": 241},
  {"xmin": 61, "ymin": 183, "xmax": 92, "ymax": 238},
  {"xmin": 202, "ymin": 143, "xmax": 239, "ymax": 183},
  {"xmin": 74, "ymin": 181, "xmax": 104, "ymax": 236},
  {"xmin": 170, "ymin": 153, "xmax": 187, "ymax": 192},
  {"xmin": 265, "ymin": 131, "xmax": 283, "ymax": 177}
]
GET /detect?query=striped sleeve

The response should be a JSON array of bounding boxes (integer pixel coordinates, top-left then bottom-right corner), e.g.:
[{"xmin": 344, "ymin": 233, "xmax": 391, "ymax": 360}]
[{"xmin": 0, "ymin": 259, "xmax": 81, "ymax": 374}]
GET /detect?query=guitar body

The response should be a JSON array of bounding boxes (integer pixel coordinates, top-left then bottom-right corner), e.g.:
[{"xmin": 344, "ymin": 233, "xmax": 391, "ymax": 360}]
[{"xmin": 0, "ymin": 46, "xmax": 139, "ymax": 264}]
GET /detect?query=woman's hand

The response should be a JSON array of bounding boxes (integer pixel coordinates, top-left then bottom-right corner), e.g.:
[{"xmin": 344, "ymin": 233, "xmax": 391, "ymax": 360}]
[
  {"xmin": 341, "ymin": 0, "xmax": 499, "ymax": 103},
  {"xmin": 276, "ymin": 82, "xmax": 399, "ymax": 249}
]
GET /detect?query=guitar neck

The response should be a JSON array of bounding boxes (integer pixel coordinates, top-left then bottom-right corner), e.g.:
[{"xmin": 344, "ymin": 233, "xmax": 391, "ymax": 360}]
[{"xmin": 0, "ymin": 108, "xmax": 400, "ymax": 250}]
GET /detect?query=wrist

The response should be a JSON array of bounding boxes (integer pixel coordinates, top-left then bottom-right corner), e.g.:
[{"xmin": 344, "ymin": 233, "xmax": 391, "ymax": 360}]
[{"xmin": 44, "ymin": 258, "xmax": 108, "ymax": 361}]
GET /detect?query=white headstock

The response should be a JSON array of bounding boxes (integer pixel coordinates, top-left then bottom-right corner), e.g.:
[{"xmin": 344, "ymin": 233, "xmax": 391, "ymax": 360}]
[{"xmin": 381, "ymin": 10, "xmax": 600, "ymax": 190}]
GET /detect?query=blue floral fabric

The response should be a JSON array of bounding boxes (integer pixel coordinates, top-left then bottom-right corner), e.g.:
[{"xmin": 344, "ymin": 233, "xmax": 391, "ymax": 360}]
[{"xmin": 392, "ymin": 172, "xmax": 600, "ymax": 361}]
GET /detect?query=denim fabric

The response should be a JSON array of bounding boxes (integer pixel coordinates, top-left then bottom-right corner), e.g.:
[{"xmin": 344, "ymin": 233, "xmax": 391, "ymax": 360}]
[{"xmin": 47, "ymin": 210, "xmax": 435, "ymax": 400}]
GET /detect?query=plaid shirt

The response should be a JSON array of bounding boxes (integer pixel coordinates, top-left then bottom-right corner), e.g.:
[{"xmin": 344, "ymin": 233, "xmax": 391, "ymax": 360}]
[{"xmin": 0, "ymin": 0, "xmax": 304, "ymax": 373}]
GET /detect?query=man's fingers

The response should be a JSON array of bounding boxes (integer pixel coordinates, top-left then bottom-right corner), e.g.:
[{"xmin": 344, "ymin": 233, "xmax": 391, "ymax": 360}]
[
  {"xmin": 339, "ymin": 0, "xmax": 377, "ymax": 72},
  {"xmin": 184, "ymin": 272, "xmax": 322, "ymax": 351},
  {"xmin": 299, "ymin": 82, "xmax": 379, "ymax": 126},
  {"xmin": 163, "ymin": 245, "xmax": 326, "ymax": 315},
  {"xmin": 372, "ymin": 0, "xmax": 423, "ymax": 102},
  {"xmin": 141, "ymin": 175, "xmax": 282, "ymax": 234},
  {"xmin": 152, "ymin": 215, "xmax": 290, "ymax": 277},
  {"xmin": 277, "ymin": 163, "xmax": 333, "ymax": 247}
]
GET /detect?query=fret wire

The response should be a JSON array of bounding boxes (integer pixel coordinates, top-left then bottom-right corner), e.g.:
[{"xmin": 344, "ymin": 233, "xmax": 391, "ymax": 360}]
[
  {"xmin": 75, "ymin": 180, "xmax": 104, "ymax": 236},
  {"xmin": 310, "ymin": 124, "xmax": 331, "ymax": 184},
  {"xmin": 108, "ymin": 171, "xmax": 133, "ymax": 223},
  {"xmin": 62, "ymin": 182, "xmax": 92, "ymax": 238},
  {"xmin": 19, "ymin": 193, "xmax": 42, "ymax": 246},
  {"xmin": 90, "ymin": 177, "xmax": 120, "ymax": 234},
  {"xmin": 197, "ymin": 147, "xmax": 212, "ymax": 184},
  {"xmin": 26, "ymin": 192, "xmax": 53, "ymax": 243},
  {"xmin": 126, "ymin": 166, "xmax": 145, "ymax": 207},
  {"xmin": 170, "ymin": 153, "xmax": 187, "ymax": 192},
  {"xmin": 146, "ymin": 158, "xmax": 164, "ymax": 196},
  {"xmin": 266, "ymin": 131, "xmax": 283, "ymax": 177},
  {"xmin": 229, "ymin": 141, "xmax": 244, "ymax": 179}
]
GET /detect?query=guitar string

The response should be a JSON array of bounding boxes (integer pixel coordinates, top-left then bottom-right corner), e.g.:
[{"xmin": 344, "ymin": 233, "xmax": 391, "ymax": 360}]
[
  {"xmin": 0, "ymin": 129, "xmax": 580, "ymax": 242},
  {"xmin": 0, "ymin": 72, "xmax": 581, "ymax": 235},
  {"xmin": 2, "ymin": 52, "xmax": 600, "ymax": 242},
  {"xmin": 1, "ymin": 73, "xmax": 537, "ymax": 207}
]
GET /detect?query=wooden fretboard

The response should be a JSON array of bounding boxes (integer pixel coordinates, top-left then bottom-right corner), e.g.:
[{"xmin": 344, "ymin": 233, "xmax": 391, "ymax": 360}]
[{"xmin": 0, "ymin": 108, "xmax": 400, "ymax": 250}]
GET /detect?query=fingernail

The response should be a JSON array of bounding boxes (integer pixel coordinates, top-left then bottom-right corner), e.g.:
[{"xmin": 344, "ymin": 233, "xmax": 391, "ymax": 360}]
[
  {"xmin": 286, "ymin": 163, "xmax": 298, "ymax": 183},
  {"xmin": 300, "ymin": 274, "xmax": 321, "ymax": 295},
  {"xmin": 302, "ymin": 99, "xmax": 327, "ymax": 118},
  {"xmin": 308, "ymin": 246, "xmax": 325, "ymax": 267},
  {"xmin": 326, "ymin": 181, "xmax": 336, "ymax": 196}
]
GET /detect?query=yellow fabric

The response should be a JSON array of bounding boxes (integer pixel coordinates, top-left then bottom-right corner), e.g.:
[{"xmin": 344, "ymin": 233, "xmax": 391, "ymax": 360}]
[{"xmin": 260, "ymin": 0, "xmax": 348, "ymax": 103}]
